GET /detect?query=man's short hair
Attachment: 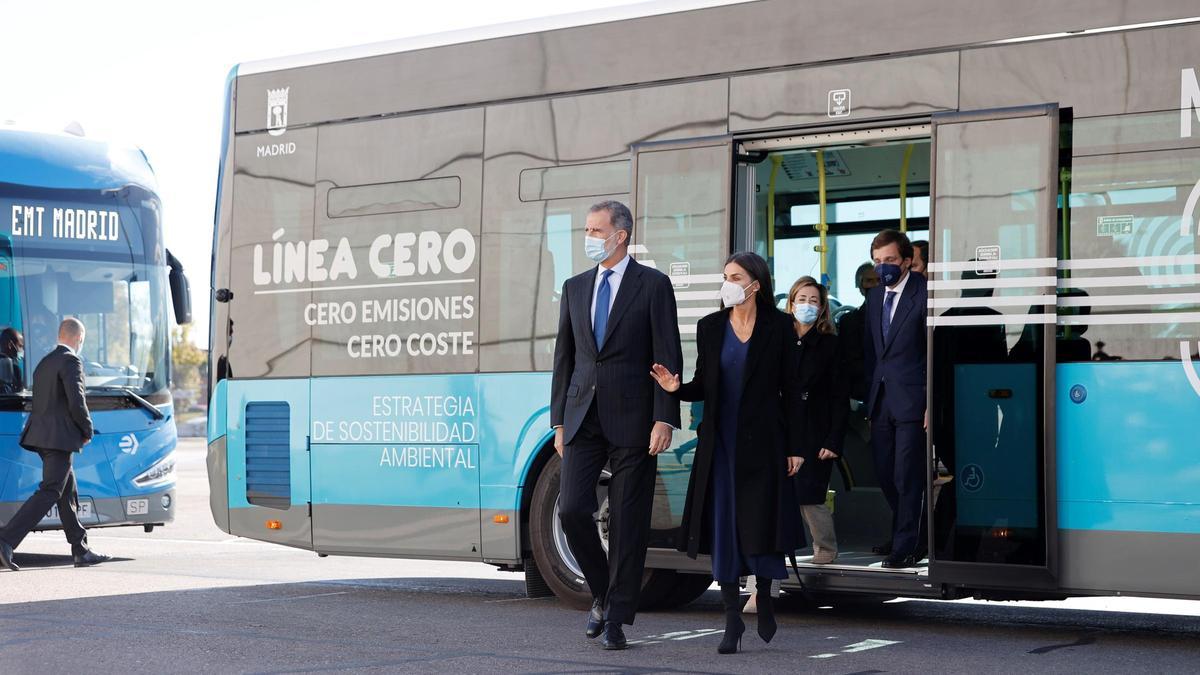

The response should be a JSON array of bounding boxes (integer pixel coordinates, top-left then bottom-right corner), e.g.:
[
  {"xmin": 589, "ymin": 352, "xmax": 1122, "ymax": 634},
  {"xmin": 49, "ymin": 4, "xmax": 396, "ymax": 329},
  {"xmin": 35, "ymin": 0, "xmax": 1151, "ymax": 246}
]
[
  {"xmin": 589, "ymin": 200, "xmax": 634, "ymax": 236},
  {"xmin": 870, "ymin": 229, "xmax": 914, "ymax": 260},
  {"xmin": 854, "ymin": 261, "xmax": 875, "ymax": 287},
  {"xmin": 0, "ymin": 327, "xmax": 19, "ymax": 345},
  {"xmin": 58, "ymin": 317, "xmax": 85, "ymax": 341}
]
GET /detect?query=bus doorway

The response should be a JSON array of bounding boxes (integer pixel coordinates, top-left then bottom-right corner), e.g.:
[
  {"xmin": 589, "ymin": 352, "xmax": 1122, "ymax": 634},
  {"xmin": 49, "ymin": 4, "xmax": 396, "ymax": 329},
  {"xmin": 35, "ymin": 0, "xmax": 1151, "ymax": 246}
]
[{"xmin": 735, "ymin": 126, "xmax": 934, "ymax": 577}]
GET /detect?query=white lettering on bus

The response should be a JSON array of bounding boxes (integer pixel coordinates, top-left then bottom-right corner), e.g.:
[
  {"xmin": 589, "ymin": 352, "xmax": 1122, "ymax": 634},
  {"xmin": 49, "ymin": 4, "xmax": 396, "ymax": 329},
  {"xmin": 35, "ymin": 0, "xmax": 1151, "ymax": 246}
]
[
  {"xmin": 10, "ymin": 205, "xmax": 119, "ymax": 241},
  {"xmin": 346, "ymin": 331, "xmax": 474, "ymax": 358},
  {"xmin": 10, "ymin": 204, "xmax": 45, "ymax": 237},
  {"xmin": 252, "ymin": 228, "xmax": 474, "ymax": 287},
  {"xmin": 255, "ymin": 142, "xmax": 296, "ymax": 157},
  {"xmin": 1183, "ymin": 67, "xmax": 1200, "ymax": 138},
  {"xmin": 378, "ymin": 446, "xmax": 476, "ymax": 470}
]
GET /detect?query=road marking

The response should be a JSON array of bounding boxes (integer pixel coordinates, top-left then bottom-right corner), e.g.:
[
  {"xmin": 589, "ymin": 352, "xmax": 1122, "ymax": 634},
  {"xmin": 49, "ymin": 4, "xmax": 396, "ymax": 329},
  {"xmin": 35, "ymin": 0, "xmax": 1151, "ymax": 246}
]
[
  {"xmin": 810, "ymin": 638, "xmax": 902, "ymax": 659},
  {"xmin": 628, "ymin": 628, "xmax": 724, "ymax": 645},
  {"xmin": 842, "ymin": 638, "xmax": 902, "ymax": 653}
]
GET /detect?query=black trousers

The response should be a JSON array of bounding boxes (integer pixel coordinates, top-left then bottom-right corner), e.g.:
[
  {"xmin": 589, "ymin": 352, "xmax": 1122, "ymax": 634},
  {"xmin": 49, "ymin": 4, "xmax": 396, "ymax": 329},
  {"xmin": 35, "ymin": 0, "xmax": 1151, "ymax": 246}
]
[
  {"xmin": 0, "ymin": 448, "xmax": 89, "ymax": 554},
  {"xmin": 558, "ymin": 404, "xmax": 656, "ymax": 625},
  {"xmin": 870, "ymin": 391, "xmax": 927, "ymax": 558}
]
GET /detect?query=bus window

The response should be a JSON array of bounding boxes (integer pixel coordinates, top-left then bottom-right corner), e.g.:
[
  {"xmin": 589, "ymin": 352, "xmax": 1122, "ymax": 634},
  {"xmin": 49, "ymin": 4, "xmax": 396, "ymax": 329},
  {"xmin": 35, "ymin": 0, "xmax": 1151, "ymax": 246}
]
[{"xmin": 1061, "ymin": 110, "xmax": 1200, "ymax": 362}]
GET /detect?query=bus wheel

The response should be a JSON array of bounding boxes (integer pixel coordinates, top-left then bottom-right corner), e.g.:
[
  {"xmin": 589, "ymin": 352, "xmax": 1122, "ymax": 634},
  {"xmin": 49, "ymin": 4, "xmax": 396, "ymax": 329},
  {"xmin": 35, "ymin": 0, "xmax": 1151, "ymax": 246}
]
[
  {"xmin": 529, "ymin": 452, "xmax": 603, "ymax": 609},
  {"xmin": 531, "ymin": 452, "xmax": 676, "ymax": 611}
]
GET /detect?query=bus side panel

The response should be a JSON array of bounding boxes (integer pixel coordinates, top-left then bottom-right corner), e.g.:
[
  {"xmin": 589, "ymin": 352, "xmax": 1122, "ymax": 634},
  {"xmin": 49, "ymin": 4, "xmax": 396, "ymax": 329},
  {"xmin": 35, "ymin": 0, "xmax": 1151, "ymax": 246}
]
[
  {"xmin": 1057, "ymin": 361, "xmax": 1200, "ymax": 598},
  {"xmin": 478, "ymin": 371, "xmax": 553, "ymax": 563},
  {"xmin": 225, "ymin": 378, "xmax": 312, "ymax": 550},
  {"xmin": 207, "ymin": 377, "xmax": 230, "ymax": 533},
  {"xmin": 309, "ymin": 375, "xmax": 481, "ymax": 559}
]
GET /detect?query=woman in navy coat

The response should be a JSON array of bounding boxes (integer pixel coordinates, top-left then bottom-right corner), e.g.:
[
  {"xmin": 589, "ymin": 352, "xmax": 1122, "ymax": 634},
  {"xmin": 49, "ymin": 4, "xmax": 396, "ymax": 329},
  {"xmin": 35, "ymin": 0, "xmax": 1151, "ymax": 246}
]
[{"xmin": 651, "ymin": 251, "xmax": 805, "ymax": 655}]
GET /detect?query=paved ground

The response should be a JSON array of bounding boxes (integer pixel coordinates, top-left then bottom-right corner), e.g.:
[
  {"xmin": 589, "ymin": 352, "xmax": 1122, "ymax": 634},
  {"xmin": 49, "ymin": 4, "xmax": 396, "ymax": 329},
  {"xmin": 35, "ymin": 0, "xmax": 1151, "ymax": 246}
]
[{"xmin": 2, "ymin": 438, "xmax": 1198, "ymax": 673}]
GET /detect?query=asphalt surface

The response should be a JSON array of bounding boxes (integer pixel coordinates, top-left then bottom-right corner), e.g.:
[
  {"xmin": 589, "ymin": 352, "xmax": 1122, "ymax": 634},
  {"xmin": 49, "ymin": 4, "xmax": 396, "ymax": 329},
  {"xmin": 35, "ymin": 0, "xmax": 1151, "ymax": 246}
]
[{"xmin": 2, "ymin": 438, "xmax": 1198, "ymax": 674}]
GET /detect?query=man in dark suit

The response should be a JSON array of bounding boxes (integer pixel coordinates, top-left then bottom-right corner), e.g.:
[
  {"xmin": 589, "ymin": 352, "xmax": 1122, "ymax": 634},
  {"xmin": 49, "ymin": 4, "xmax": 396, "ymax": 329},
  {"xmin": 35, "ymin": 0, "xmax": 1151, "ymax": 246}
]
[
  {"xmin": 551, "ymin": 200, "xmax": 682, "ymax": 650},
  {"xmin": 0, "ymin": 318, "xmax": 111, "ymax": 571},
  {"xmin": 836, "ymin": 261, "xmax": 880, "ymax": 403},
  {"xmin": 863, "ymin": 230, "xmax": 928, "ymax": 569}
]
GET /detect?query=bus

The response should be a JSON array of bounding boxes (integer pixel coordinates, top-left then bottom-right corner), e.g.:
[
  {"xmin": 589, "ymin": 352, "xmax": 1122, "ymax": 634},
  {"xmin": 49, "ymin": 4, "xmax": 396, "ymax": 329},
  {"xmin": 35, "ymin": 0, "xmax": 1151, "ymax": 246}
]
[
  {"xmin": 207, "ymin": 0, "xmax": 1200, "ymax": 607},
  {"xmin": 0, "ymin": 125, "xmax": 192, "ymax": 535}
]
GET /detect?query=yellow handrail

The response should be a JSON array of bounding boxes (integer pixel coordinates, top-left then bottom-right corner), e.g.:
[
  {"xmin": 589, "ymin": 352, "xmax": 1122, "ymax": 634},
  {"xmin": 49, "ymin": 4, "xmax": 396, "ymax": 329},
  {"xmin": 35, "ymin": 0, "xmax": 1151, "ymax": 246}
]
[
  {"xmin": 816, "ymin": 150, "xmax": 829, "ymax": 282},
  {"xmin": 899, "ymin": 143, "xmax": 915, "ymax": 233}
]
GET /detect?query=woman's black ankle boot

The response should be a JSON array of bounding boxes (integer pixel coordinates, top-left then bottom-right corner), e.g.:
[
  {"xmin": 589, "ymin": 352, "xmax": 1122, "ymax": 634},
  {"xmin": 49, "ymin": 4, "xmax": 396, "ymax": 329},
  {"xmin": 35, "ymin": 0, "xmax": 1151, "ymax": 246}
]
[
  {"xmin": 755, "ymin": 576, "xmax": 777, "ymax": 643},
  {"xmin": 718, "ymin": 583, "xmax": 745, "ymax": 654}
]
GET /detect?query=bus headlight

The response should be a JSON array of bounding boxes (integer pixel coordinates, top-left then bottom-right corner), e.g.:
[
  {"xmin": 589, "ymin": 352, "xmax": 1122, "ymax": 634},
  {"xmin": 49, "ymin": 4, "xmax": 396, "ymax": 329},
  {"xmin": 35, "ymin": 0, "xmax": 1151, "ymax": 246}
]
[{"xmin": 134, "ymin": 453, "xmax": 176, "ymax": 488}]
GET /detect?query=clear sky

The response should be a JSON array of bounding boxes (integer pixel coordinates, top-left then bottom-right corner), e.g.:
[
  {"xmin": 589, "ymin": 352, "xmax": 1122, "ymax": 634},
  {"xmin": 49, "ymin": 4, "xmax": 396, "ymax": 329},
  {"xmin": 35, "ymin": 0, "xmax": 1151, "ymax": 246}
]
[{"xmin": 1, "ymin": 0, "xmax": 727, "ymax": 345}]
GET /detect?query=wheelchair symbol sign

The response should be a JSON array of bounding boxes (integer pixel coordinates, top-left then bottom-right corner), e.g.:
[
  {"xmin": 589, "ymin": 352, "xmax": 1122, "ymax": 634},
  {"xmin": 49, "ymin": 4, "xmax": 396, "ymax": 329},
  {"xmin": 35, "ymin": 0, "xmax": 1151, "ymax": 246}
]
[{"xmin": 961, "ymin": 464, "xmax": 984, "ymax": 493}]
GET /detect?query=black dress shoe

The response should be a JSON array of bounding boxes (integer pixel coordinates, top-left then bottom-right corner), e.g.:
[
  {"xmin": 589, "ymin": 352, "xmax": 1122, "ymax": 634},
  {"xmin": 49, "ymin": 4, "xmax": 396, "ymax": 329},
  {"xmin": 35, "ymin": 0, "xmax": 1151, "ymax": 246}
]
[
  {"xmin": 872, "ymin": 541, "xmax": 893, "ymax": 556},
  {"xmin": 585, "ymin": 598, "xmax": 605, "ymax": 639},
  {"xmin": 73, "ymin": 550, "xmax": 113, "ymax": 567},
  {"xmin": 881, "ymin": 554, "xmax": 918, "ymax": 569},
  {"xmin": 601, "ymin": 622, "xmax": 627, "ymax": 650},
  {"xmin": 0, "ymin": 539, "xmax": 18, "ymax": 572}
]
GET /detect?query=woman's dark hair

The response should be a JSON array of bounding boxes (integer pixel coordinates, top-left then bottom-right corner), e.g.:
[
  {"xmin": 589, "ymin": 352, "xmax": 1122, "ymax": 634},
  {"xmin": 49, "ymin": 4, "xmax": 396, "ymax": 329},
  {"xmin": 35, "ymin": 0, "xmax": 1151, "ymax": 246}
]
[{"xmin": 722, "ymin": 251, "xmax": 775, "ymax": 315}]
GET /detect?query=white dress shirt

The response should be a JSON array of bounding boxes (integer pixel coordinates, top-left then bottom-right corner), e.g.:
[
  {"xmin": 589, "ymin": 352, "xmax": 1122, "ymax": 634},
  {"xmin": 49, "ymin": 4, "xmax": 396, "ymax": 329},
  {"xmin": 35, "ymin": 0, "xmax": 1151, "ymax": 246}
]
[
  {"xmin": 590, "ymin": 253, "xmax": 631, "ymax": 329},
  {"xmin": 884, "ymin": 270, "xmax": 911, "ymax": 324}
]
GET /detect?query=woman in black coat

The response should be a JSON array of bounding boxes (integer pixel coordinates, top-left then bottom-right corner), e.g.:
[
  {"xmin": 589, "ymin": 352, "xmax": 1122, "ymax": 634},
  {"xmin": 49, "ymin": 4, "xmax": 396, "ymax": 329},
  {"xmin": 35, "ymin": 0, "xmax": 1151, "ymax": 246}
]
[
  {"xmin": 651, "ymin": 251, "xmax": 804, "ymax": 655},
  {"xmin": 786, "ymin": 276, "xmax": 850, "ymax": 565}
]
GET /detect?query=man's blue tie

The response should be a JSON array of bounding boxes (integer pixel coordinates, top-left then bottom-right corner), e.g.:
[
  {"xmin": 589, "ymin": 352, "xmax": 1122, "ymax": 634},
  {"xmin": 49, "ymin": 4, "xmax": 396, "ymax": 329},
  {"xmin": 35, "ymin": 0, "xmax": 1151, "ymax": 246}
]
[
  {"xmin": 882, "ymin": 289, "xmax": 897, "ymax": 344},
  {"xmin": 594, "ymin": 269, "xmax": 614, "ymax": 350}
]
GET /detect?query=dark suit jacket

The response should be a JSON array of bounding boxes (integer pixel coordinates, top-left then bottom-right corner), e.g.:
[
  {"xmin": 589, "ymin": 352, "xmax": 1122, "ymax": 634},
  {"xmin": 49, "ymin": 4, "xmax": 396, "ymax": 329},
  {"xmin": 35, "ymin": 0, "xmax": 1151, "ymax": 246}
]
[
  {"xmin": 836, "ymin": 306, "xmax": 868, "ymax": 401},
  {"xmin": 863, "ymin": 272, "xmax": 928, "ymax": 423},
  {"xmin": 551, "ymin": 257, "xmax": 683, "ymax": 447},
  {"xmin": 19, "ymin": 345, "xmax": 93, "ymax": 453},
  {"xmin": 673, "ymin": 308, "xmax": 805, "ymax": 558},
  {"xmin": 793, "ymin": 329, "xmax": 850, "ymax": 504}
]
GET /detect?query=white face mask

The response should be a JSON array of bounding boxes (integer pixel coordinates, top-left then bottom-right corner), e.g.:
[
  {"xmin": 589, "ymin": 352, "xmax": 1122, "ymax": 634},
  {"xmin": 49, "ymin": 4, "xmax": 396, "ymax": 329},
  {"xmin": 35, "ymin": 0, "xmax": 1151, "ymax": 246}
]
[
  {"xmin": 584, "ymin": 231, "xmax": 619, "ymax": 263},
  {"xmin": 720, "ymin": 280, "xmax": 751, "ymax": 307}
]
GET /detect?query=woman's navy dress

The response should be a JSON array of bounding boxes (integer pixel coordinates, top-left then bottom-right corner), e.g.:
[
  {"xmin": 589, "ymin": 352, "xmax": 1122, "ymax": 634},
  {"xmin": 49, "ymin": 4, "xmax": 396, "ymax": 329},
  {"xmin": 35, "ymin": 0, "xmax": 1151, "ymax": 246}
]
[{"xmin": 709, "ymin": 320, "xmax": 787, "ymax": 583}]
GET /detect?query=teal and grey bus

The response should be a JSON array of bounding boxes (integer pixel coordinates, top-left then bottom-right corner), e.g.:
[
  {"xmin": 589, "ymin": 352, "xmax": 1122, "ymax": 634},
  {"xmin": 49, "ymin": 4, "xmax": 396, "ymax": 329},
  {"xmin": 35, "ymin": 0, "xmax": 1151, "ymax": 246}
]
[{"xmin": 208, "ymin": 0, "xmax": 1200, "ymax": 608}]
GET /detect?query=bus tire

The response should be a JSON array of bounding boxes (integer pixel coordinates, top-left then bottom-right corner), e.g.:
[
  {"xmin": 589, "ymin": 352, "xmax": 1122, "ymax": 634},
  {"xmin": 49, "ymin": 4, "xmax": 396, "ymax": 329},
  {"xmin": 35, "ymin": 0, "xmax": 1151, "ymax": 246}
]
[
  {"xmin": 528, "ymin": 452, "xmax": 676, "ymax": 612},
  {"xmin": 529, "ymin": 452, "xmax": 598, "ymax": 610}
]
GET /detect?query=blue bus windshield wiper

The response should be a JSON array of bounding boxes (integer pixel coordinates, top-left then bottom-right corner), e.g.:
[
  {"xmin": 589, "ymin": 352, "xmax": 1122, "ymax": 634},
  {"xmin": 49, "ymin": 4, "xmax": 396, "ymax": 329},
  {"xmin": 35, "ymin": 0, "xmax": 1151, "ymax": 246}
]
[{"xmin": 89, "ymin": 386, "xmax": 165, "ymax": 420}]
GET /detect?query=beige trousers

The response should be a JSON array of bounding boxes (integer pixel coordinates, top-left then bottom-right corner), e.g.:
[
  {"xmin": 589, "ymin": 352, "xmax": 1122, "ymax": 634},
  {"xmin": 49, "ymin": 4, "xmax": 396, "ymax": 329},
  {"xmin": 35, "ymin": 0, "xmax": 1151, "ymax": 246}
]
[{"xmin": 802, "ymin": 503, "xmax": 837, "ymax": 555}]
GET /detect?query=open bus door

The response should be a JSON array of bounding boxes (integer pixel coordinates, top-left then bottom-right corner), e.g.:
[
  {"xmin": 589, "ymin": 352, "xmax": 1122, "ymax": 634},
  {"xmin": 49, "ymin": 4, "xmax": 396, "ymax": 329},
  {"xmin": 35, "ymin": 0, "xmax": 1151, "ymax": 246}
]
[
  {"xmin": 926, "ymin": 105, "xmax": 1060, "ymax": 591},
  {"xmin": 629, "ymin": 136, "xmax": 732, "ymax": 568}
]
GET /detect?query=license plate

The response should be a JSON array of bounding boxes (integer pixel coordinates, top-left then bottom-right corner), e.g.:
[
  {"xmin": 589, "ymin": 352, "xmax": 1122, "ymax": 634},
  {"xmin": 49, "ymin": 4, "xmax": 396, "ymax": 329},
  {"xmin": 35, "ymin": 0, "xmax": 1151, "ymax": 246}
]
[
  {"xmin": 39, "ymin": 497, "xmax": 97, "ymax": 525},
  {"xmin": 126, "ymin": 498, "xmax": 149, "ymax": 516}
]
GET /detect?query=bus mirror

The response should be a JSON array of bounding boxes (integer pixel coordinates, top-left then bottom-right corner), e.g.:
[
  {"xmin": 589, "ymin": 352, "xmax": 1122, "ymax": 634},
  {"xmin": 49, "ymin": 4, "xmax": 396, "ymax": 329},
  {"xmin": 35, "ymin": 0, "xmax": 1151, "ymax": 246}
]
[{"xmin": 166, "ymin": 249, "xmax": 193, "ymax": 325}]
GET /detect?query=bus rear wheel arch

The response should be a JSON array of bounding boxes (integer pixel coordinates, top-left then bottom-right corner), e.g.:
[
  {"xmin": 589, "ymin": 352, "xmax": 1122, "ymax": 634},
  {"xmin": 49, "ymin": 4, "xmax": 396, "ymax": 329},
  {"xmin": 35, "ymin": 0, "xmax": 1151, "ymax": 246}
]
[{"xmin": 526, "ymin": 451, "xmax": 709, "ymax": 610}]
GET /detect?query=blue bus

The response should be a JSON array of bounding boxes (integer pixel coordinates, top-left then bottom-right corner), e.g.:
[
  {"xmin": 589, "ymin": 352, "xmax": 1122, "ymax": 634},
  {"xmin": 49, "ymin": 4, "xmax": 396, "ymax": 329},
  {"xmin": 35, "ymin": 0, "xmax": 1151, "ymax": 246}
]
[
  {"xmin": 208, "ymin": 1, "xmax": 1200, "ymax": 608},
  {"xmin": 0, "ymin": 125, "xmax": 192, "ymax": 535}
]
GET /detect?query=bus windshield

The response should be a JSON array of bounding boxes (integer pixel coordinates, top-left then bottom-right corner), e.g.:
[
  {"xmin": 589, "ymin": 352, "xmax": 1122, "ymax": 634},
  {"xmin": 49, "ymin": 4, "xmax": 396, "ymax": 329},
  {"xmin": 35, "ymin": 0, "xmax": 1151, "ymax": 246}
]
[{"xmin": 0, "ymin": 184, "xmax": 169, "ymax": 396}]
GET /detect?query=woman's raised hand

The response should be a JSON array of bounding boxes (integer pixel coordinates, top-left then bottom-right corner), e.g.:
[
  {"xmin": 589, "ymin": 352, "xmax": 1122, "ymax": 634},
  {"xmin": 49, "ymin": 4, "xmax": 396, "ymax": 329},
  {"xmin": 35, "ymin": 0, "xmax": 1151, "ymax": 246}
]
[{"xmin": 649, "ymin": 363, "xmax": 681, "ymax": 393}]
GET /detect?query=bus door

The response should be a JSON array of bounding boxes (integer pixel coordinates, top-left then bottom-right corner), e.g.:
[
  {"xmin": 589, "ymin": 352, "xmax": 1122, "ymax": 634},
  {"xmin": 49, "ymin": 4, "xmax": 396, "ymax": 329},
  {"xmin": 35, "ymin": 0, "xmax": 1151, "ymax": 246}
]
[
  {"xmin": 927, "ymin": 105, "xmax": 1060, "ymax": 589},
  {"xmin": 630, "ymin": 137, "xmax": 731, "ymax": 553}
]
